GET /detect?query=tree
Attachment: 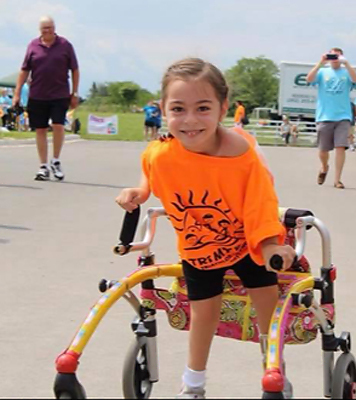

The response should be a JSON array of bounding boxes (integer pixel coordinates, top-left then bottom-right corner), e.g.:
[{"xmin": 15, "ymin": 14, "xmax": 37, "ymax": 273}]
[
  {"xmin": 107, "ymin": 81, "xmax": 141, "ymax": 110},
  {"xmin": 86, "ymin": 80, "xmax": 156, "ymax": 111},
  {"xmin": 89, "ymin": 82, "xmax": 98, "ymax": 98},
  {"xmin": 225, "ymin": 56, "xmax": 279, "ymax": 115}
]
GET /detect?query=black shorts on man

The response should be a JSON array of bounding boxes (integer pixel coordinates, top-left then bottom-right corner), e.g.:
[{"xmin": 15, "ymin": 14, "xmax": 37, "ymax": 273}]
[{"xmin": 28, "ymin": 98, "xmax": 70, "ymax": 129}]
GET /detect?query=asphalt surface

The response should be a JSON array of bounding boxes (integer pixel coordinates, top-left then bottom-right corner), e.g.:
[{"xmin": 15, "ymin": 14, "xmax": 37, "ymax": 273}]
[{"xmin": 1, "ymin": 137, "xmax": 356, "ymax": 399}]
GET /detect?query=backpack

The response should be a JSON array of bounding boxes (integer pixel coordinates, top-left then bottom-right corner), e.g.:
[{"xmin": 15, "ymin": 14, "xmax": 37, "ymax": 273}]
[
  {"xmin": 241, "ymin": 115, "xmax": 249, "ymax": 125},
  {"xmin": 73, "ymin": 118, "xmax": 81, "ymax": 134}
]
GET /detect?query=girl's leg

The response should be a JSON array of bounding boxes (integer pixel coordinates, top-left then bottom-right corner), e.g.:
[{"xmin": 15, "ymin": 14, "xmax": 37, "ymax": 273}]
[
  {"xmin": 249, "ymin": 287, "xmax": 276, "ymax": 369},
  {"xmin": 188, "ymin": 294, "xmax": 222, "ymax": 371},
  {"xmin": 247, "ymin": 285, "xmax": 278, "ymax": 334}
]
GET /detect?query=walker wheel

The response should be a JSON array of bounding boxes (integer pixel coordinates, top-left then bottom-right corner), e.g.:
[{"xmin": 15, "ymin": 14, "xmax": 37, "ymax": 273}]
[
  {"xmin": 331, "ymin": 353, "xmax": 356, "ymax": 399},
  {"xmin": 53, "ymin": 372, "xmax": 86, "ymax": 399},
  {"xmin": 262, "ymin": 392, "xmax": 284, "ymax": 399},
  {"xmin": 122, "ymin": 337, "xmax": 153, "ymax": 399}
]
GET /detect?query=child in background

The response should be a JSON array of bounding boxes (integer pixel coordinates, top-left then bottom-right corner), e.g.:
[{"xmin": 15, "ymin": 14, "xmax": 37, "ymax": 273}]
[
  {"xmin": 280, "ymin": 115, "xmax": 292, "ymax": 145},
  {"xmin": 234, "ymin": 100, "xmax": 245, "ymax": 127},
  {"xmin": 143, "ymin": 100, "xmax": 160, "ymax": 141},
  {"xmin": 116, "ymin": 58, "xmax": 295, "ymax": 399}
]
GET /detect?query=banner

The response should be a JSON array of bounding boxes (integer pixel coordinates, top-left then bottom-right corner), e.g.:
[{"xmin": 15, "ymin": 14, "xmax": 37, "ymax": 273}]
[{"xmin": 87, "ymin": 114, "xmax": 118, "ymax": 135}]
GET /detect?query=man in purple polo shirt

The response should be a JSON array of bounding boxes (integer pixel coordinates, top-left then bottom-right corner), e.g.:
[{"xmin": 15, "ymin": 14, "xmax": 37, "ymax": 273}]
[{"xmin": 13, "ymin": 15, "xmax": 79, "ymax": 181}]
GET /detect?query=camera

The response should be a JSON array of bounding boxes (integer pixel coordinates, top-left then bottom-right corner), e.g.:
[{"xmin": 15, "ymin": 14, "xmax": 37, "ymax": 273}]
[{"xmin": 326, "ymin": 54, "xmax": 339, "ymax": 60}]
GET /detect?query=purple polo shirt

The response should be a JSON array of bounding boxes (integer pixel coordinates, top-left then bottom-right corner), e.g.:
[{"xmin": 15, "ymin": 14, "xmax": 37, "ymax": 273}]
[{"xmin": 21, "ymin": 35, "xmax": 78, "ymax": 100}]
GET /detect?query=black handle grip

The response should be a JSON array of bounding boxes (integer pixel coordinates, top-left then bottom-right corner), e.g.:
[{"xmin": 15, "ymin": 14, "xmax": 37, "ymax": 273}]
[
  {"xmin": 119, "ymin": 206, "xmax": 140, "ymax": 246},
  {"xmin": 269, "ymin": 254, "xmax": 298, "ymax": 271}
]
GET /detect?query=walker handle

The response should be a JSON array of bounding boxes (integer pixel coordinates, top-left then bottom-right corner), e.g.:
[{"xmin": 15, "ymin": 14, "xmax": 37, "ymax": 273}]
[
  {"xmin": 269, "ymin": 254, "xmax": 298, "ymax": 271},
  {"xmin": 113, "ymin": 206, "xmax": 141, "ymax": 255}
]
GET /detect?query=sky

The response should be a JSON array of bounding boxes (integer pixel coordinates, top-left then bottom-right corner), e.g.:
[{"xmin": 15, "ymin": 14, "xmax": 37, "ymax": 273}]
[{"xmin": 2, "ymin": 0, "xmax": 356, "ymax": 97}]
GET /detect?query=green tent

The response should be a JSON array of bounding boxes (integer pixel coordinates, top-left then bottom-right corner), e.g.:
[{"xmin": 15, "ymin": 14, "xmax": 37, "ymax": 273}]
[{"xmin": 0, "ymin": 73, "xmax": 18, "ymax": 88}]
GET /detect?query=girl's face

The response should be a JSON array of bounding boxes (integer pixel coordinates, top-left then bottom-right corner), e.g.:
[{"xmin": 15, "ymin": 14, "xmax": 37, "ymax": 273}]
[{"xmin": 164, "ymin": 79, "xmax": 228, "ymax": 154}]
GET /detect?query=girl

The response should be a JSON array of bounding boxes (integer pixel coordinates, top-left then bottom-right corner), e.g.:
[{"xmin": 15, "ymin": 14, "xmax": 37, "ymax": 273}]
[{"xmin": 116, "ymin": 58, "xmax": 296, "ymax": 399}]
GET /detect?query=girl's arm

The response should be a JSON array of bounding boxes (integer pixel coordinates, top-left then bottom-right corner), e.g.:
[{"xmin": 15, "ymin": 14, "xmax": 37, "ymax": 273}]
[{"xmin": 116, "ymin": 172, "xmax": 151, "ymax": 213}]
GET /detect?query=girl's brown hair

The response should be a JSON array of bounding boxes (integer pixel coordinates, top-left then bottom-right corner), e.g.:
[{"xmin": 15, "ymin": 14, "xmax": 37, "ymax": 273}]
[{"xmin": 161, "ymin": 58, "xmax": 229, "ymax": 106}]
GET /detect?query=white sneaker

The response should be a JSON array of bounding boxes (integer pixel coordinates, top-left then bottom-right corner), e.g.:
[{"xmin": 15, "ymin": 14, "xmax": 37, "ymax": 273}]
[
  {"xmin": 34, "ymin": 165, "xmax": 50, "ymax": 181},
  {"xmin": 50, "ymin": 160, "xmax": 65, "ymax": 180},
  {"xmin": 176, "ymin": 385, "xmax": 206, "ymax": 399},
  {"xmin": 283, "ymin": 377, "xmax": 294, "ymax": 399}
]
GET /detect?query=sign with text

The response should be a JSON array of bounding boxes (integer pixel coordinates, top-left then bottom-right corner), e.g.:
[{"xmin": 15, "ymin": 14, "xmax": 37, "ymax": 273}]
[{"xmin": 87, "ymin": 114, "xmax": 118, "ymax": 135}]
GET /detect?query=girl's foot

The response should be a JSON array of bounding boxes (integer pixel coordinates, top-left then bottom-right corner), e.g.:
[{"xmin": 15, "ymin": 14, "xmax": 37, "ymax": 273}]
[{"xmin": 176, "ymin": 385, "xmax": 206, "ymax": 399}]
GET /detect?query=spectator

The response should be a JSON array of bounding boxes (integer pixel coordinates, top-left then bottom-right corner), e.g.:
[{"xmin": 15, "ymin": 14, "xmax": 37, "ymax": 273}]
[
  {"xmin": 20, "ymin": 80, "xmax": 30, "ymax": 109},
  {"xmin": 152, "ymin": 100, "xmax": 162, "ymax": 136},
  {"xmin": 234, "ymin": 100, "xmax": 245, "ymax": 127},
  {"xmin": 349, "ymin": 101, "xmax": 356, "ymax": 151},
  {"xmin": 0, "ymin": 89, "xmax": 12, "ymax": 128},
  {"xmin": 143, "ymin": 100, "xmax": 160, "ymax": 141},
  {"xmin": 279, "ymin": 115, "xmax": 292, "ymax": 145},
  {"xmin": 13, "ymin": 15, "xmax": 79, "ymax": 181},
  {"xmin": 307, "ymin": 48, "xmax": 356, "ymax": 189}
]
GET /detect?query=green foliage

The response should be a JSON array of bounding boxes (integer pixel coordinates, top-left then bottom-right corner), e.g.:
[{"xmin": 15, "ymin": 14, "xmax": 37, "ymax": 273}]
[
  {"xmin": 87, "ymin": 81, "xmax": 157, "ymax": 111},
  {"xmin": 136, "ymin": 89, "xmax": 154, "ymax": 107},
  {"xmin": 106, "ymin": 81, "xmax": 141, "ymax": 110},
  {"xmin": 89, "ymin": 82, "xmax": 98, "ymax": 97},
  {"xmin": 225, "ymin": 56, "xmax": 279, "ymax": 115}
]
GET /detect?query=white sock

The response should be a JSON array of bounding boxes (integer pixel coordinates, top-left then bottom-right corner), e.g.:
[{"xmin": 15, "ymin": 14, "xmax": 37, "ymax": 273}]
[
  {"xmin": 182, "ymin": 366, "xmax": 206, "ymax": 388},
  {"xmin": 52, "ymin": 158, "xmax": 60, "ymax": 164},
  {"xmin": 40, "ymin": 163, "xmax": 48, "ymax": 168}
]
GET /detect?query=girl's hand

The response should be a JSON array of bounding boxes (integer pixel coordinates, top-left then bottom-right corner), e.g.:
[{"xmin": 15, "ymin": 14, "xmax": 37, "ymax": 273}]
[
  {"xmin": 261, "ymin": 240, "xmax": 296, "ymax": 272},
  {"xmin": 116, "ymin": 188, "xmax": 144, "ymax": 213}
]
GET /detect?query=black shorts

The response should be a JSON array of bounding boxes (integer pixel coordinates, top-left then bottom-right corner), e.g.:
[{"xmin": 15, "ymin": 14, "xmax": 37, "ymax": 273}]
[
  {"xmin": 145, "ymin": 120, "xmax": 155, "ymax": 128},
  {"xmin": 145, "ymin": 120, "xmax": 160, "ymax": 128},
  {"xmin": 28, "ymin": 98, "xmax": 70, "ymax": 129},
  {"xmin": 182, "ymin": 254, "xmax": 278, "ymax": 301}
]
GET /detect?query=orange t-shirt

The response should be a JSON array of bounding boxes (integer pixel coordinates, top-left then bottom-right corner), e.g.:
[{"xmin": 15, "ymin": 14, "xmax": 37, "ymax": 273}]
[
  {"xmin": 234, "ymin": 105, "xmax": 245, "ymax": 123},
  {"xmin": 142, "ymin": 136, "xmax": 285, "ymax": 269}
]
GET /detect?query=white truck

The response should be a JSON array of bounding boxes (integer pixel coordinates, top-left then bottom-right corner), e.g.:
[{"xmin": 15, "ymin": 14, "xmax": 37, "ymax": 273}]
[{"xmin": 277, "ymin": 61, "xmax": 356, "ymax": 122}]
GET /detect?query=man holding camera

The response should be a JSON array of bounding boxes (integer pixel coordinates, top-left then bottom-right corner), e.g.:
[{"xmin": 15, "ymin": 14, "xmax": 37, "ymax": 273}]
[{"xmin": 307, "ymin": 48, "xmax": 356, "ymax": 189}]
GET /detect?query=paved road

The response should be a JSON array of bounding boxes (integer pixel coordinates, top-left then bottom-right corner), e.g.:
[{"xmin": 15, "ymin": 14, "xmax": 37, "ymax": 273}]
[{"xmin": 1, "ymin": 138, "xmax": 356, "ymax": 399}]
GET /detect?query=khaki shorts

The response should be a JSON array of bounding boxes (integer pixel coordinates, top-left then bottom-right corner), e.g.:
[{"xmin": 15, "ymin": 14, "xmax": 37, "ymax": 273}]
[{"xmin": 317, "ymin": 120, "xmax": 350, "ymax": 151}]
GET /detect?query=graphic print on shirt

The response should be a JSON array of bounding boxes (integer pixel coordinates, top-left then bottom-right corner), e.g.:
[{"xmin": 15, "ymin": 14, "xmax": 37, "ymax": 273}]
[
  {"xmin": 168, "ymin": 190, "xmax": 248, "ymax": 269},
  {"xmin": 324, "ymin": 75, "xmax": 348, "ymax": 95}
]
